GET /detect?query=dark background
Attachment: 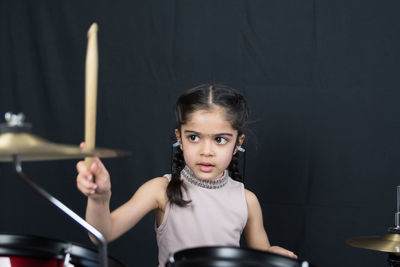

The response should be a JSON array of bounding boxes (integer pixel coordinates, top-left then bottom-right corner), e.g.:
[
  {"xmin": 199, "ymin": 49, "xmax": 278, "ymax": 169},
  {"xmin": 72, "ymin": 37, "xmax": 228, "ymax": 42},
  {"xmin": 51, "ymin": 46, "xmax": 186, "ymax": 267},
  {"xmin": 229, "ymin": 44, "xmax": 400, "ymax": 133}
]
[{"xmin": 1, "ymin": 0, "xmax": 400, "ymax": 266}]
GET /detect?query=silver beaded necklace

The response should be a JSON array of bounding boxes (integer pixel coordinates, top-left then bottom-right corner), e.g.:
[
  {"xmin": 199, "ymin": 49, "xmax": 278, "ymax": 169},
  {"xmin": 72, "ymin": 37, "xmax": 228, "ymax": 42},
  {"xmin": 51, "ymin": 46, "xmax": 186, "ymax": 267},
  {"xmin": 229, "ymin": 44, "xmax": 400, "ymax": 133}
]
[{"xmin": 181, "ymin": 166, "xmax": 229, "ymax": 189}]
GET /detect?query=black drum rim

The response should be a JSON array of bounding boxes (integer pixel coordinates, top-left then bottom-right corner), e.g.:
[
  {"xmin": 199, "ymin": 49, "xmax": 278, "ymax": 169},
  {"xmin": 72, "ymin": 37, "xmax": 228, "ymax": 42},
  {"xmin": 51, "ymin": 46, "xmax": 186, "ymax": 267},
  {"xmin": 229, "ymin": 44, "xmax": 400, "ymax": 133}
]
[{"xmin": 168, "ymin": 246, "xmax": 312, "ymax": 267}]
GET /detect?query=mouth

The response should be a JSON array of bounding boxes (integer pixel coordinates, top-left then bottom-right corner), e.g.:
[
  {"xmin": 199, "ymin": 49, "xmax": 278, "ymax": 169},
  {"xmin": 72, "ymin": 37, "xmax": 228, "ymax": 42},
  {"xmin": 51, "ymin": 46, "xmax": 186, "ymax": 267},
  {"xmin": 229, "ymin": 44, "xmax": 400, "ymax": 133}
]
[{"xmin": 197, "ymin": 163, "xmax": 215, "ymax": 172}]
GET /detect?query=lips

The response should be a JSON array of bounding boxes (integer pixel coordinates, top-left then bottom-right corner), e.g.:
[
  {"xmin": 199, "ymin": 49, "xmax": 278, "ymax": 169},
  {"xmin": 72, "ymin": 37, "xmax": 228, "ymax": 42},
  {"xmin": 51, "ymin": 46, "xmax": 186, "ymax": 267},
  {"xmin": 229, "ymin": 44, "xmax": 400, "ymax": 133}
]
[{"xmin": 198, "ymin": 163, "xmax": 214, "ymax": 172}]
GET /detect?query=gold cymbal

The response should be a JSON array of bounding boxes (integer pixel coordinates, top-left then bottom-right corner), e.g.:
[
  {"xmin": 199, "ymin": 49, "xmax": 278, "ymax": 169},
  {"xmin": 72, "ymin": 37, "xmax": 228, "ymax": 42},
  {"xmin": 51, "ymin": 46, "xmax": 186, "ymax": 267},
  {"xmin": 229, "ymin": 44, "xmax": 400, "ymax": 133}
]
[
  {"xmin": 0, "ymin": 132, "xmax": 129, "ymax": 162},
  {"xmin": 346, "ymin": 233, "xmax": 400, "ymax": 253}
]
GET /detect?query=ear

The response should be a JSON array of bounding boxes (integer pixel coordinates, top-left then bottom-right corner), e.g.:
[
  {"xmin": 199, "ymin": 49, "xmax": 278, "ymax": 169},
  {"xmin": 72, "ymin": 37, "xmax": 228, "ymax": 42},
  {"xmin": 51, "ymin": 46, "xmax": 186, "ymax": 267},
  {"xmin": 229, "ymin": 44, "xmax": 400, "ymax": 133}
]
[
  {"xmin": 237, "ymin": 134, "xmax": 245, "ymax": 147},
  {"xmin": 174, "ymin": 129, "xmax": 181, "ymax": 141},
  {"xmin": 233, "ymin": 134, "xmax": 246, "ymax": 154},
  {"xmin": 174, "ymin": 129, "xmax": 183, "ymax": 150}
]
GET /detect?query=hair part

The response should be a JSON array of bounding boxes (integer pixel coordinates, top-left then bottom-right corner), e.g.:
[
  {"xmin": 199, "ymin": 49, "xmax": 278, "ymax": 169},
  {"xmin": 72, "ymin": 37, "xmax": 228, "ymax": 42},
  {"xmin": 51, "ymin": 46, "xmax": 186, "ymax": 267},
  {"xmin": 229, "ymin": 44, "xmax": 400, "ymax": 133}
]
[{"xmin": 208, "ymin": 85, "xmax": 213, "ymax": 105}]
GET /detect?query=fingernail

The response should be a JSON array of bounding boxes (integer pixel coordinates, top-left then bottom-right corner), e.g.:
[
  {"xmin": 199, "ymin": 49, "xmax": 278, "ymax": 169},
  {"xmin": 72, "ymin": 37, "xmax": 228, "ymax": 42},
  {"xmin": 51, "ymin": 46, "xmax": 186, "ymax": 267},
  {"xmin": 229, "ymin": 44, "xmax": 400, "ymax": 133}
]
[
  {"xmin": 92, "ymin": 185, "xmax": 97, "ymax": 189},
  {"xmin": 87, "ymin": 175, "xmax": 93, "ymax": 181},
  {"xmin": 90, "ymin": 190, "xmax": 95, "ymax": 194}
]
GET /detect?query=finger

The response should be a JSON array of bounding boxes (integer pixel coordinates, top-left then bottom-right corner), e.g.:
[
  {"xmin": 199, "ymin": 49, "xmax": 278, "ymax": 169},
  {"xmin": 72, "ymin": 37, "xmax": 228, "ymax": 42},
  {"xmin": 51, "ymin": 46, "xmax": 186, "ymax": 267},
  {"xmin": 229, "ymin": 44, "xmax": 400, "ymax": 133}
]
[
  {"xmin": 77, "ymin": 179, "xmax": 95, "ymax": 196},
  {"xmin": 76, "ymin": 160, "xmax": 90, "ymax": 173},
  {"xmin": 77, "ymin": 174, "xmax": 97, "ymax": 190},
  {"xmin": 76, "ymin": 161, "xmax": 95, "ymax": 180},
  {"xmin": 80, "ymin": 142, "xmax": 86, "ymax": 148}
]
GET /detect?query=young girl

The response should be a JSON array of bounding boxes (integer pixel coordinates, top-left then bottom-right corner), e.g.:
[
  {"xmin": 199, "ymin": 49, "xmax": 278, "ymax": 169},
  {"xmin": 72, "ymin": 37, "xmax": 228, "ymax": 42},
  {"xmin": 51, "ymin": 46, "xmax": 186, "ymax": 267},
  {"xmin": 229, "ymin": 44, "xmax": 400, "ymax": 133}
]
[{"xmin": 76, "ymin": 84, "xmax": 296, "ymax": 266}]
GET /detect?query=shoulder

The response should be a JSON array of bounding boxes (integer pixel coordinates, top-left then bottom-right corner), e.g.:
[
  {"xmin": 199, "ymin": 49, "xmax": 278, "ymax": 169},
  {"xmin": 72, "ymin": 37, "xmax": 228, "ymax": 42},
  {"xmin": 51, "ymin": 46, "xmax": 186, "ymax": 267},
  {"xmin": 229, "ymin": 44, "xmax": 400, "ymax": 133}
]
[
  {"xmin": 244, "ymin": 188, "xmax": 259, "ymax": 205},
  {"xmin": 139, "ymin": 176, "xmax": 169, "ymax": 193},
  {"xmin": 244, "ymin": 188, "xmax": 262, "ymax": 215},
  {"xmin": 126, "ymin": 176, "xmax": 169, "ymax": 211},
  {"xmin": 150, "ymin": 176, "xmax": 170, "ymax": 186}
]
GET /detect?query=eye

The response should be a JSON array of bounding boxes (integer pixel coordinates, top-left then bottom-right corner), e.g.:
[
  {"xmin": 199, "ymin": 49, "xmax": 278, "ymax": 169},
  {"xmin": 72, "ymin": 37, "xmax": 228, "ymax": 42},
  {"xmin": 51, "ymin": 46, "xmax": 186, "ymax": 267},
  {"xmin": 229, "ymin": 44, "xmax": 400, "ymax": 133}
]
[
  {"xmin": 188, "ymin": 135, "xmax": 199, "ymax": 142},
  {"xmin": 215, "ymin": 137, "xmax": 227, "ymax": 144}
]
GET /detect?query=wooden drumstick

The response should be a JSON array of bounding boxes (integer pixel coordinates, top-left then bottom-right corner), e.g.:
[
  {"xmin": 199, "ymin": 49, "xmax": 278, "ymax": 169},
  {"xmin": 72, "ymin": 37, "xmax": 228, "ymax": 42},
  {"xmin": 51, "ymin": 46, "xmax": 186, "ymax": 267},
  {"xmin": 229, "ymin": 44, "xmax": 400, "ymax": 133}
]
[{"xmin": 84, "ymin": 23, "xmax": 98, "ymax": 170}]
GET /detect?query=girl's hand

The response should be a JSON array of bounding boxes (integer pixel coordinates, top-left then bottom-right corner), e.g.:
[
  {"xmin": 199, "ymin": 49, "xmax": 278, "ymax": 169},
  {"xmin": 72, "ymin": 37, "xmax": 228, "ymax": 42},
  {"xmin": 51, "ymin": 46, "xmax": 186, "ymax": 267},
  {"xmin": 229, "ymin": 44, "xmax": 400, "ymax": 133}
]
[
  {"xmin": 76, "ymin": 143, "xmax": 111, "ymax": 201},
  {"xmin": 267, "ymin": 246, "xmax": 297, "ymax": 259}
]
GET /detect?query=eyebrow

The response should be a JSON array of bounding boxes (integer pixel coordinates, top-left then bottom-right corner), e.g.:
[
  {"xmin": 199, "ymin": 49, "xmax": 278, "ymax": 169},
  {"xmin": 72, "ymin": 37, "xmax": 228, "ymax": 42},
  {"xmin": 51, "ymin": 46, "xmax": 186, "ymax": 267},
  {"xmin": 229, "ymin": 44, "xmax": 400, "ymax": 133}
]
[{"xmin": 183, "ymin": 130, "xmax": 234, "ymax": 137}]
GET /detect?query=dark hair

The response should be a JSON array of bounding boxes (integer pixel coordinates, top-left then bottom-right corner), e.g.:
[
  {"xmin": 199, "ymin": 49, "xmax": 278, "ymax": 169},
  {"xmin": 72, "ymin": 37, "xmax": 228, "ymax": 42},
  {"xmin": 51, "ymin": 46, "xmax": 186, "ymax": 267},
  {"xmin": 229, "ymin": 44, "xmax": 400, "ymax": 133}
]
[{"xmin": 167, "ymin": 84, "xmax": 249, "ymax": 206}]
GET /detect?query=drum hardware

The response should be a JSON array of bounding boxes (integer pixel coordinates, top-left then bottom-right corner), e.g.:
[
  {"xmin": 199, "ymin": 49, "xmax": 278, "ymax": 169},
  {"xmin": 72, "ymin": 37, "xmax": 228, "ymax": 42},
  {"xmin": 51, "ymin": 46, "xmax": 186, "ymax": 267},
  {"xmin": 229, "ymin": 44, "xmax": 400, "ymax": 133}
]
[
  {"xmin": 64, "ymin": 243, "xmax": 72, "ymax": 267},
  {"xmin": 64, "ymin": 252, "xmax": 72, "ymax": 267},
  {"xmin": 346, "ymin": 186, "xmax": 400, "ymax": 266}
]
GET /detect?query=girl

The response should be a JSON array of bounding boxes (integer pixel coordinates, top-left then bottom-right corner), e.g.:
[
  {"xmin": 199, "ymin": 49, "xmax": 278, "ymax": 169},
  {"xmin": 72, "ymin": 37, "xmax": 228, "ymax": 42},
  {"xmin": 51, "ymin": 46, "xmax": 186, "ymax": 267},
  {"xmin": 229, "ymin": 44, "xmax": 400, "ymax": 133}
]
[{"xmin": 76, "ymin": 84, "xmax": 297, "ymax": 266}]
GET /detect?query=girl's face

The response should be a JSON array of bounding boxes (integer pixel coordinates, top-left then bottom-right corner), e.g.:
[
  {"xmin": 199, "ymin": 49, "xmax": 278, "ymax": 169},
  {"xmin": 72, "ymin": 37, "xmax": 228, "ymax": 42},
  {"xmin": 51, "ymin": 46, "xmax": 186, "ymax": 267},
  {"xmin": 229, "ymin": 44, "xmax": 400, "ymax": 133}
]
[{"xmin": 175, "ymin": 106, "xmax": 245, "ymax": 180}]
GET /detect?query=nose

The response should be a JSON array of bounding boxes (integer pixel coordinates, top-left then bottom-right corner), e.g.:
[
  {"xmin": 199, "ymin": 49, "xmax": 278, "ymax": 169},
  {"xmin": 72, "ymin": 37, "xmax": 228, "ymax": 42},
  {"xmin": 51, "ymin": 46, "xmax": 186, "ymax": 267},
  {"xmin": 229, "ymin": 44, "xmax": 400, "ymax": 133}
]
[{"xmin": 200, "ymin": 139, "xmax": 214, "ymax": 157}]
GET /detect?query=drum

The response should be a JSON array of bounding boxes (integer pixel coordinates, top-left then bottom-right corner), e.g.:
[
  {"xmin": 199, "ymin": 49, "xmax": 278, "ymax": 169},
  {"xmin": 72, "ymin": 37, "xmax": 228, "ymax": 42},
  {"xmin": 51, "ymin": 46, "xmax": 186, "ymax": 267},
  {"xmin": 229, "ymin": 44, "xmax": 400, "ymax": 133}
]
[
  {"xmin": 166, "ymin": 246, "xmax": 313, "ymax": 267},
  {"xmin": 0, "ymin": 233, "xmax": 125, "ymax": 267}
]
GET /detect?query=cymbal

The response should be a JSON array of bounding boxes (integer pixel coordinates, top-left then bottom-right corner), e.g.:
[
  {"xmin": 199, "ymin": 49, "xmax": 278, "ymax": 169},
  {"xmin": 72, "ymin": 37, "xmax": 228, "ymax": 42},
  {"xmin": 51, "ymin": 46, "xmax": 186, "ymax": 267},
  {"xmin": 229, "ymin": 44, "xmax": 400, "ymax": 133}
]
[
  {"xmin": 346, "ymin": 233, "xmax": 400, "ymax": 253},
  {"xmin": 0, "ymin": 132, "xmax": 129, "ymax": 162}
]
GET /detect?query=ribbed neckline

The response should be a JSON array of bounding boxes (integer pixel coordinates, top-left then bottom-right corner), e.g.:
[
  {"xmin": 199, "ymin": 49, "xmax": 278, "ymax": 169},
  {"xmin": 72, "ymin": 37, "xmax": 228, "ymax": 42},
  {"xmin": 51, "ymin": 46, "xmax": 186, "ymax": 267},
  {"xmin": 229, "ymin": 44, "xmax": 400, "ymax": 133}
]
[{"xmin": 181, "ymin": 166, "xmax": 228, "ymax": 189}]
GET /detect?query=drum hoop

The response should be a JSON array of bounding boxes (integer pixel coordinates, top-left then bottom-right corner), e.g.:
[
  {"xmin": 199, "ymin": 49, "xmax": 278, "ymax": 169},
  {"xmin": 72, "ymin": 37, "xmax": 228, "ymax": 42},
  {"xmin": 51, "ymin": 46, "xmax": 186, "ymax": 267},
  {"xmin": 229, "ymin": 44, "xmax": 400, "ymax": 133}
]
[{"xmin": 170, "ymin": 246, "xmax": 310, "ymax": 266}]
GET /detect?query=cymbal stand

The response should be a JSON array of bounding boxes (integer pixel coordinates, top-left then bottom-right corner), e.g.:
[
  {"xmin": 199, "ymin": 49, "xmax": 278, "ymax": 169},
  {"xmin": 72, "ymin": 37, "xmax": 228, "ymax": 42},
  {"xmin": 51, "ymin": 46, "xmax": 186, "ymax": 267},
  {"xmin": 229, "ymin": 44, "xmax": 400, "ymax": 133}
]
[
  {"xmin": 388, "ymin": 254, "xmax": 400, "ymax": 267},
  {"xmin": 387, "ymin": 185, "xmax": 400, "ymax": 267},
  {"xmin": 12, "ymin": 154, "xmax": 108, "ymax": 267}
]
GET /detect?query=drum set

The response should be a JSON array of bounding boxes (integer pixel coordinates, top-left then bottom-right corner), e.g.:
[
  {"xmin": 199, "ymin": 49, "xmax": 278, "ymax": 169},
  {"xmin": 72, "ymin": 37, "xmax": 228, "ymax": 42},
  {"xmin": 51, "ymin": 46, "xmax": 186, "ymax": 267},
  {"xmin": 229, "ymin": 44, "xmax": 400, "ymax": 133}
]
[{"xmin": 5, "ymin": 21, "xmax": 398, "ymax": 267}]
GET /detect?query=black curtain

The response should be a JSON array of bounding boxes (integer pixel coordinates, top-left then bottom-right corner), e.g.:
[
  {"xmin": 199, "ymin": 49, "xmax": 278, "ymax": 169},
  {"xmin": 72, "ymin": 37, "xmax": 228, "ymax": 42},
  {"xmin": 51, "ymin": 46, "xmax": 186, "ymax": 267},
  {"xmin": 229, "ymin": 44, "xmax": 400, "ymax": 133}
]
[{"xmin": 1, "ymin": 1, "xmax": 400, "ymax": 266}]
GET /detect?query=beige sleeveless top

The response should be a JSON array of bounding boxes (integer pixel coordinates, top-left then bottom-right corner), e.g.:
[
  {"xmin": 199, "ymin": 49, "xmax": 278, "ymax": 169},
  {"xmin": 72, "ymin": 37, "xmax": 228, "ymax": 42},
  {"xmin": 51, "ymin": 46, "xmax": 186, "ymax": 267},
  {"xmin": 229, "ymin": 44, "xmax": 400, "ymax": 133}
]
[{"xmin": 155, "ymin": 166, "xmax": 248, "ymax": 267}]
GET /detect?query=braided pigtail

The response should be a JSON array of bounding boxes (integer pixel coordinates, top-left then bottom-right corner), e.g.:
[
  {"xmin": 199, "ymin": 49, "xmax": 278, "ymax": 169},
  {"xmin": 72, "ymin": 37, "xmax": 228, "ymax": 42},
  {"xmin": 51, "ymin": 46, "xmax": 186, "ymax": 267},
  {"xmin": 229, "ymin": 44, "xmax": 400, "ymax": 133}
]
[
  {"xmin": 229, "ymin": 153, "xmax": 242, "ymax": 182},
  {"xmin": 167, "ymin": 147, "xmax": 191, "ymax": 206}
]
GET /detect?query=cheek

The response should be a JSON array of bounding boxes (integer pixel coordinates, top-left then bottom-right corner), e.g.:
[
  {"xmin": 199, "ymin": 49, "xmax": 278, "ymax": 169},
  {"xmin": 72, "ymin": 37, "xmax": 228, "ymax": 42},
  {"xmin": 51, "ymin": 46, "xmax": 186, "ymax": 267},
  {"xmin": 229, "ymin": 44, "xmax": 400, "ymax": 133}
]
[
  {"xmin": 219, "ymin": 147, "xmax": 235, "ymax": 166},
  {"xmin": 182, "ymin": 146, "xmax": 194, "ymax": 163}
]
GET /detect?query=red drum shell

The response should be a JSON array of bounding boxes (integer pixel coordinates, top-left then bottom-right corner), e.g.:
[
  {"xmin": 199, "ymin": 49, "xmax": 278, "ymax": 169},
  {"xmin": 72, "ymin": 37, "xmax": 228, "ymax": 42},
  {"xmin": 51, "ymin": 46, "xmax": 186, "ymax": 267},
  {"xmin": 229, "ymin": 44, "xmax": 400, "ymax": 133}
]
[{"xmin": 0, "ymin": 256, "xmax": 60, "ymax": 267}]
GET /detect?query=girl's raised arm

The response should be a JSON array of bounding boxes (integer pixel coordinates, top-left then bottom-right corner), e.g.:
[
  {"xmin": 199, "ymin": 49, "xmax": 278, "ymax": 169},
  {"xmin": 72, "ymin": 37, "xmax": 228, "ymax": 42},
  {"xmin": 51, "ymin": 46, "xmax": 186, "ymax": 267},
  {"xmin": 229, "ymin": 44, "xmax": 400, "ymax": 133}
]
[
  {"xmin": 107, "ymin": 176, "xmax": 168, "ymax": 241},
  {"xmin": 76, "ymin": 157, "xmax": 167, "ymax": 243},
  {"xmin": 243, "ymin": 189, "xmax": 297, "ymax": 259},
  {"xmin": 76, "ymin": 158, "xmax": 112, "ymax": 243}
]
